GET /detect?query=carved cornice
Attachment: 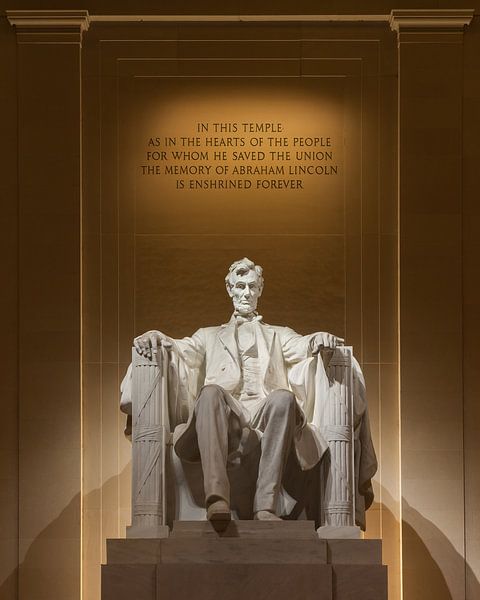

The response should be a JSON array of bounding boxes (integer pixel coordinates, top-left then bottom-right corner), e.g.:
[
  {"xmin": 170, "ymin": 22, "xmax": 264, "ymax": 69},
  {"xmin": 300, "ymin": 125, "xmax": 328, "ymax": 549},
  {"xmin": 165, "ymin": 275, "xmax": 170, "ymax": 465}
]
[
  {"xmin": 390, "ymin": 9, "xmax": 474, "ymax": 44},
  {"xmin": 6, "ymin": 10, "xmax": 90, "ymax": 44}
]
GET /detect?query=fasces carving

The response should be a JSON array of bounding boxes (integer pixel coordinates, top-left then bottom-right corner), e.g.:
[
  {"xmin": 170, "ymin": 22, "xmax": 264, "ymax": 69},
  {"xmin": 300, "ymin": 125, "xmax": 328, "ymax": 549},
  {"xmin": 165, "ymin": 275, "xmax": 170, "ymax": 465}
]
[
  {"xmin": 130, "ymin": 354, "xmax": 169, "ymax": 533},
  {"xmin": 121, "ymin": 258, "xmax": 377, "ymax": 537}
]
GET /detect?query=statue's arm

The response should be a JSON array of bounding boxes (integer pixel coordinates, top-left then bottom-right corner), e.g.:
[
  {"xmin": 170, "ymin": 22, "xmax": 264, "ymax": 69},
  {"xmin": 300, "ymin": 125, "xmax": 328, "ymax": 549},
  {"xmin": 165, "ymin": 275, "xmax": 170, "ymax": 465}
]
[
  {"xmin": 280, "ymin": 327, "xmax": 343, "ymax": 364},
  {"xmin": 120, "ymin": 328, "xmax": 206, "ymax": 418},
  {"xmin": 133, "ymin": 327, "xmax": 206, "ymax": 369},
  {"xmin": 173, "ymin": 328, "xmax": 206, "ymax": 370}
]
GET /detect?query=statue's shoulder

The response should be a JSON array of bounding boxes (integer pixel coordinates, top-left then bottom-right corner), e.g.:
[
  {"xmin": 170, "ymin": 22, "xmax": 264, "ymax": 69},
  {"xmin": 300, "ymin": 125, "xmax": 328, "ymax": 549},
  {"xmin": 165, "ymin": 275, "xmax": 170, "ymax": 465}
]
[
  {"xmin": 261, "ymin": 323, "xmax": 298, "ymax": 337},
  {"xmin": 194, "ymin": 324, "xmax": 224, "ymax": 336},
  {"xmin": 262, "ymin": 322, "xmax": 294, "ymax": 332}
]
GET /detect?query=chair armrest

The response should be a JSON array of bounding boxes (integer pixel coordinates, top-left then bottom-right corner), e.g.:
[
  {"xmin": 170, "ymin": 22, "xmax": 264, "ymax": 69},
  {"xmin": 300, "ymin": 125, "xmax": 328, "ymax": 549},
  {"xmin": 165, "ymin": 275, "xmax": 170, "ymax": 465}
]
[
  {"xmin": 317, "ymin": 346, "xmax": 359, "ymax": 537},
  {"xmin": 128, "ymin": 345, "xmax": 170, "ymax": 537}
]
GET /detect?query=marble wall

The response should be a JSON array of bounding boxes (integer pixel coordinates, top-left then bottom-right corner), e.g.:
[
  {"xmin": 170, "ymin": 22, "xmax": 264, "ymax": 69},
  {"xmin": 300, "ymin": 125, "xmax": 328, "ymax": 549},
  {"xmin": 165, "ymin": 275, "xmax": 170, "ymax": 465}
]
[
  {"xmin": 462, "ymin": 16, "xmax": 480, "ymax": 600},
  {"xmin": 397, "ymin": 17, "xmax": 466, "ymax": 600},
  {"xmin": 81, "ymin": 18, "xmax": 400, "ymax": 600},
  {"xmin": 0, "ymin": 4, "xmax": 479, "ymax": 600},
  {"xmin": 0, "ymin": 16, "xmax": 19, "ymax": 600},
  {"xmin": 8, "ymin": 15, "xmax": 84, "ymax": 600}
]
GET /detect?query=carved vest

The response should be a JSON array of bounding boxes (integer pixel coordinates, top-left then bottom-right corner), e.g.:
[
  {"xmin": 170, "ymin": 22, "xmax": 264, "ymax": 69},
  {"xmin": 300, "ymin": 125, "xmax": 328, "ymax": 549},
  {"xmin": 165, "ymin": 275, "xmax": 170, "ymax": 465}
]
[{"xmin": 235, "ymin": 321, "xmax": 264, "ymax": 417}]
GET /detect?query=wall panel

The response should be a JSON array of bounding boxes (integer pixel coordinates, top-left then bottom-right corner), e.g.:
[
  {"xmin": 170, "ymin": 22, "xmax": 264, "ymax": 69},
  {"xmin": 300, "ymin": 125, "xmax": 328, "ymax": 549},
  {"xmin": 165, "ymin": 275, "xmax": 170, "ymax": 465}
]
[{"xmin": 82, "ymin": 20, "xmax": 399, "ymax": 600}]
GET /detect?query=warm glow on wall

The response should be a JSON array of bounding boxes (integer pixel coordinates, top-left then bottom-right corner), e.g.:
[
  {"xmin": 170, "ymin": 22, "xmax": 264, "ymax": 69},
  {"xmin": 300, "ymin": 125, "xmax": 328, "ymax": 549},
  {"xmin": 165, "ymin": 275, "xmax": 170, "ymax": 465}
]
[{"xmin": 134, "ymin": 78, "xmax": 345, "ymax": 236}]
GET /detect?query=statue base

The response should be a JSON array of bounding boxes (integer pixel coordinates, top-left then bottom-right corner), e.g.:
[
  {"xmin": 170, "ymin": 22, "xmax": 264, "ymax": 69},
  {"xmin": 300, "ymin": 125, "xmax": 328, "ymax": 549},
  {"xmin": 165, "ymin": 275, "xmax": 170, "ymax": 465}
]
[
  {"xmin": 126, "ymin": 524, "xmax": 170, "ymax": 539},
  {"xmin": 317, "ymin": 525, "xmax": 362, "ymax": 539},
  {"xmin": 102, "ymin": 521, "xmax": 387, "ymax": 600}
]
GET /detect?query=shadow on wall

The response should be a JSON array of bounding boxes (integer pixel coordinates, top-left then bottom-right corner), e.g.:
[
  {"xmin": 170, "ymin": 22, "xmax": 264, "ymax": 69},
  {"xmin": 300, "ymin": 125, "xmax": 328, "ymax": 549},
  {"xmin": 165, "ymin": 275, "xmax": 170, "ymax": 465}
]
[
  {"xmin": 378, "ymin": 484, "xmax": 479, "ymax": 600},
  {"xmin": 0, "ymin": 565, "xmax": 17, "ymax": 599},
  {"xmin": 1, "ymin": 477, "xmax": 479, "ymax": 600},
  {"xmin": 0, "ymin": 488, "xmax": 81, "ymax": 599},
  {"xmin": 401, "ymin": 496, "xmax": 479, "ymax": 600},
  {"xmin": 0, "ymin": 468, "xmax": 130, "ymax": 600}
]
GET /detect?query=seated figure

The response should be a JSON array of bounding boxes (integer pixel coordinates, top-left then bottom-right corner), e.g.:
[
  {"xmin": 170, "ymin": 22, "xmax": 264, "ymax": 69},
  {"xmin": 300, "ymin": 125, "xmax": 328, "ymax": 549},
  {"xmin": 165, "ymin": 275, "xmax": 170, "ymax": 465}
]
[{"xmin": 121, "ymin": 258, "xmax": 377, "ymax": 531}]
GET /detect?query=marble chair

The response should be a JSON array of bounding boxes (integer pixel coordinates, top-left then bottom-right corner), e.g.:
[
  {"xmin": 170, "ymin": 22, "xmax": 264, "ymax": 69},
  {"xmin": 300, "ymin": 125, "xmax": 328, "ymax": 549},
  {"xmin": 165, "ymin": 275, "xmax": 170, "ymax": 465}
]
[{"xmin": 124, "ymin": 346, "xmax": 358, "ymax": 539}]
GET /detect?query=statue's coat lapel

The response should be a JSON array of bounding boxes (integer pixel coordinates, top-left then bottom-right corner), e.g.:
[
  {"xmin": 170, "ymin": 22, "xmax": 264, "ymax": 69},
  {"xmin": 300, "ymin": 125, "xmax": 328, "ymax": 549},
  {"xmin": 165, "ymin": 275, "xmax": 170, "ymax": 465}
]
[{"xmin": 218, "ymin": 319, "xmax": 239, "ymax": 366}]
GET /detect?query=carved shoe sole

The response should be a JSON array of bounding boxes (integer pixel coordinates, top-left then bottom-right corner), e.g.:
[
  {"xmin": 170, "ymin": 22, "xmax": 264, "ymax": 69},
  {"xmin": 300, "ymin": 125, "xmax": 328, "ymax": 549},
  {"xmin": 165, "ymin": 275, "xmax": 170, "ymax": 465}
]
[{"xmin": 207, "ymin": 500, "xmax": 231, "ymax": 522}]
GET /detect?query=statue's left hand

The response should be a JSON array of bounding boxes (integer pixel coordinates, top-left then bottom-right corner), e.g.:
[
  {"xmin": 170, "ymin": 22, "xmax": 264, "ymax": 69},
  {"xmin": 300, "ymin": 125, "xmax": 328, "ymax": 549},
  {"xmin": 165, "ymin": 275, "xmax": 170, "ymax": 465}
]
[{"xmin": 311, "ymin": 332, "xmax": 344, "ymax": 354}]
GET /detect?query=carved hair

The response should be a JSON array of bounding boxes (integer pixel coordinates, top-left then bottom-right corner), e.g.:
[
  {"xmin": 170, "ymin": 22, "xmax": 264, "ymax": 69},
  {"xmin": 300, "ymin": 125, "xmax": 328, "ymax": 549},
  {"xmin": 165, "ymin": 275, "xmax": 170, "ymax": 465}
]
[{"xmin": 225, "ymin": 257, "xmax": 264, "ymax": 293}]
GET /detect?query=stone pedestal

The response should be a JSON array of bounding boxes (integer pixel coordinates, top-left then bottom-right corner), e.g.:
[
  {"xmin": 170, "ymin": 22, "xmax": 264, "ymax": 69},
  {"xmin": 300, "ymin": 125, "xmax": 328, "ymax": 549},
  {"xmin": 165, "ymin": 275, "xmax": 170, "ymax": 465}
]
[{"xmin": 102, "ymin": 521, "xmax": 387, "ymax": 600}]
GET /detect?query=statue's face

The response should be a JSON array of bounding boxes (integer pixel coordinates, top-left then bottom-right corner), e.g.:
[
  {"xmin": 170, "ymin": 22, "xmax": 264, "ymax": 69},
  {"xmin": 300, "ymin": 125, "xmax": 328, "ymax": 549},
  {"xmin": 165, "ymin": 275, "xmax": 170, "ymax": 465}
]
[{"xmin": 228, "ymin": 270, "xmax": 262, "ymax": 315}]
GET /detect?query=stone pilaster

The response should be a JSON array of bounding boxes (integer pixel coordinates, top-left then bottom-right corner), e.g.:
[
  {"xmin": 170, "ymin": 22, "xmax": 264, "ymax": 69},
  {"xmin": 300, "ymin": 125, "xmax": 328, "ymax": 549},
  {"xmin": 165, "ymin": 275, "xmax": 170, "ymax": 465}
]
[
  {"xmin": 390, "ymin": 9, "xmax": 473, "ymax": 41},
  {"xmin": 7, "ymin": 10, "xmax": 89, "ymax": 44},
  {"xmin": 6, "ymin": 10, "xmax": 88, "ymax": 600},
  {"xmin": 390, "ymin": 8, "xmax": 473, "ymax": 600}
]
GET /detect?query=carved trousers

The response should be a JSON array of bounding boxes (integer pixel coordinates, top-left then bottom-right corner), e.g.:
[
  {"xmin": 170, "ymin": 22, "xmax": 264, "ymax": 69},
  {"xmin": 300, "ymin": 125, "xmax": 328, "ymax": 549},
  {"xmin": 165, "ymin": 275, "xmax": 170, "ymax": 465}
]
[{"xmin": 194, "ymin": 384, "xmax": 296, "ymax": 513}]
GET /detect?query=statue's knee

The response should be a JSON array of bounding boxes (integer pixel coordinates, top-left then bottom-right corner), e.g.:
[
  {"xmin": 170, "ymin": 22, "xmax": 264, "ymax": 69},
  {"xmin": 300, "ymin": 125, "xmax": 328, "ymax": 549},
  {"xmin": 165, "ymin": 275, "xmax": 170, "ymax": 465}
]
[
  {"xmin": 197, "ymin": 384, "xmax": 226, "ymax": 407},
  {"xmin": 268, "ymin": 389, "xmax": 296, "ymax": 413}
]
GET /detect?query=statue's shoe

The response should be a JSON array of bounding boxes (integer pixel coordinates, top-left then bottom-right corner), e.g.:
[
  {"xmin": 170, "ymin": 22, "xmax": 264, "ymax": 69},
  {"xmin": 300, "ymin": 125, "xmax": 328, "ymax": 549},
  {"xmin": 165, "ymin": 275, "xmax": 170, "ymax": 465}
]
[
  {"xmin": 254, "ymin": 510, "xmax": 282, "ymax": 521},
  {"xmin": 207, "ymin": 499, "xmax": 231, "ymax": 522}
]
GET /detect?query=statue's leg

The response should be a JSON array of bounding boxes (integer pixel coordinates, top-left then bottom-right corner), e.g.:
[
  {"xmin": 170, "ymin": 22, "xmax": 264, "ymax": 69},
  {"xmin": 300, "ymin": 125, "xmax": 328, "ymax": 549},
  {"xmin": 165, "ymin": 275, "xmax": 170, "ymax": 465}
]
[
  {"xmin": 194, "ymin": 384, "xmax": 231, "ymax": 514},
  {"xmin": 253, "ymin": 389, "xmax": 296, "ymax": 516}
]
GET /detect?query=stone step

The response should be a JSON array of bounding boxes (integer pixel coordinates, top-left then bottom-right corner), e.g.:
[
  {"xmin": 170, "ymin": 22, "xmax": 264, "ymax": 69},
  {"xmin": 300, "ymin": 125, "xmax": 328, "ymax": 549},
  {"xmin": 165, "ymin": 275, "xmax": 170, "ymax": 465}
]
[
  {"xmin": 106, "ymin": 537, "xmax": 382, "ymax": 566},
  {"xmin": 102, "ymin": 563, "xmax": 333, "ymax": 600},
  {"xmin": 107, "ymin": 537, "xmax": 327, "ymax": 565},
  {"xmin": 103, "ymin": 535, "xmax": 386, "ymax": 600},
  {"xmin": 327, "ymin": 539, "xmax": 382, "ymax": 564},
  {"xmin": 333, "ymin": 564, "xmax": 388, "ymax": 600},
  {"xmin": 102, "ymin": 562, "xmax": 388, "ymax": 600},
  {"xmin": 170, "ymin": 519, "xmax": 318, "ymax": 539}
]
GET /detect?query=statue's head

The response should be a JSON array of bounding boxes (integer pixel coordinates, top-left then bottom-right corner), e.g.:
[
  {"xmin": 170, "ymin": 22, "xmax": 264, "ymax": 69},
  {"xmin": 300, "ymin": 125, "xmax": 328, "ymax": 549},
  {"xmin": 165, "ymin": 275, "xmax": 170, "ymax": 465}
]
[{"xmin": 225, "ymin": 257, "xmax": 264, "ymax": 316}]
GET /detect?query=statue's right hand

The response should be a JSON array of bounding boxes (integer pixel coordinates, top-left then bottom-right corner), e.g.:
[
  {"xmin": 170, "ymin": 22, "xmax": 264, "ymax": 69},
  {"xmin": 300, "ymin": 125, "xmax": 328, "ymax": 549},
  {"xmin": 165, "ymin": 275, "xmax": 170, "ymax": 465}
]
[{"xmin": 134, "ymin": 330, "xmax": 172, "ymax": 361}]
